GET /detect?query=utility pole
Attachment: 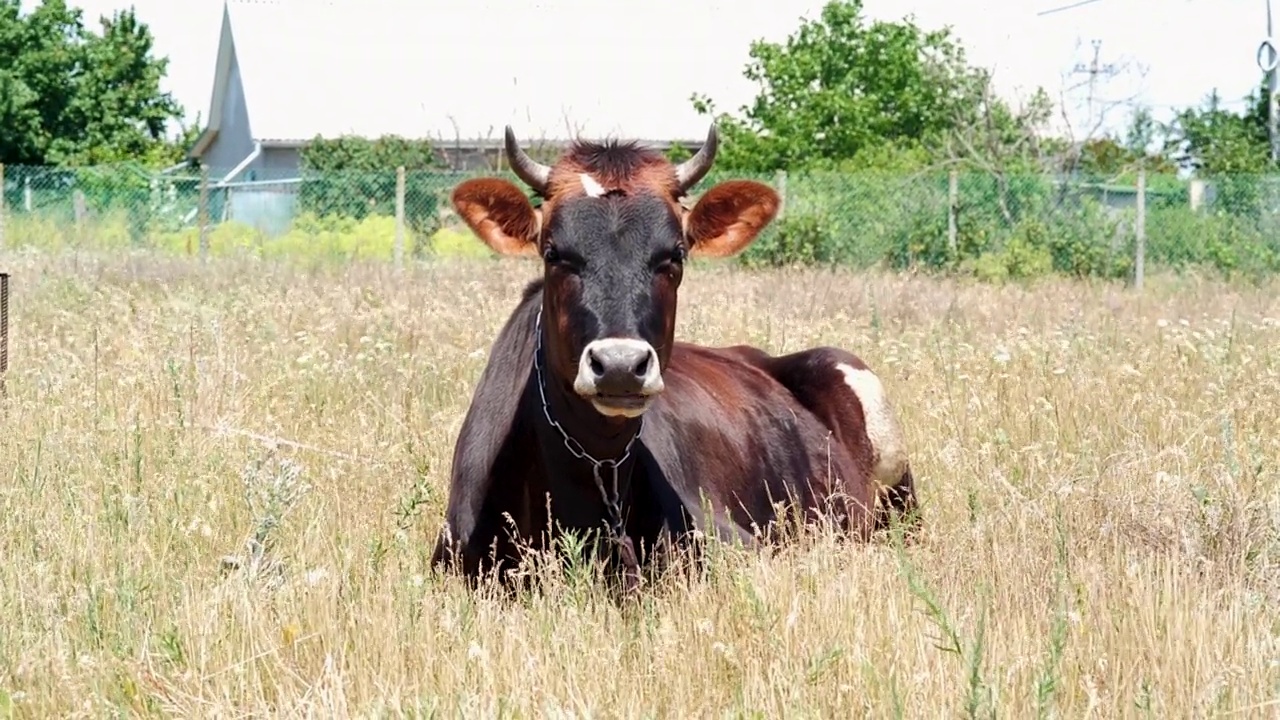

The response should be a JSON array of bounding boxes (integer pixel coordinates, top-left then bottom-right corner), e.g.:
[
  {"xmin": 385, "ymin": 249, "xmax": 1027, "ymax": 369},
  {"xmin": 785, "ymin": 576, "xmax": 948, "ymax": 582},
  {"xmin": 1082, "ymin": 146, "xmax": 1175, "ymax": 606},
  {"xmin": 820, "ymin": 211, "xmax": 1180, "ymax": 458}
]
[
  {"xmin": 1071, "ymin": 39, "xmax": 1119, "ymax": 122},
  {"xmin": 1259, "ymin": 0, "xmax": 1280, "ymax": 162}
]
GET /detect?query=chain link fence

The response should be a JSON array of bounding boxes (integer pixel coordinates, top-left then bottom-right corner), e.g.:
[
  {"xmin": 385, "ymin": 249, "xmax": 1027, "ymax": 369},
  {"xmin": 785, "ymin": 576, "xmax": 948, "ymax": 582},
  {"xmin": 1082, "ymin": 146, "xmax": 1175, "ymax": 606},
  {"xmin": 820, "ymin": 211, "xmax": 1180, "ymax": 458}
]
[{"xmin": 3, "ymin": 162, "xmax": 1280, "ymax": 280}]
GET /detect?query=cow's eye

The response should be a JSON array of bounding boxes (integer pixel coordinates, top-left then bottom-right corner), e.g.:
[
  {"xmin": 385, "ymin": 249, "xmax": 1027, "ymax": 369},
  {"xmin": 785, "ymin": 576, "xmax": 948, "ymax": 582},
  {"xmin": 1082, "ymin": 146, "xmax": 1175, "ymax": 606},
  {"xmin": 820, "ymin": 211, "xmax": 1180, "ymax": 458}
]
[
  {"xmin": 543, "ymin": 245, "xmax": 583, "ymax": 272},
  {"xmin": 657, "ymin": 245, "xmax": 685, "ymax": 269}
]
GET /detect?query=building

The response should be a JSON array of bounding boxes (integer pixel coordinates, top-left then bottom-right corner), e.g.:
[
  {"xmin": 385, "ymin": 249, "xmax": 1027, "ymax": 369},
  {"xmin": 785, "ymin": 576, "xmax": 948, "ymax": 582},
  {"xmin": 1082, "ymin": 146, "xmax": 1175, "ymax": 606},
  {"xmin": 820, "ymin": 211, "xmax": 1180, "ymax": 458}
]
[
  {"xmin": 185, "ymin": 0, "xmax": 795, "ymax": 234},
  {"xmin": 182, "ymin": 0, "xmax": 790, "ymax": 178}
]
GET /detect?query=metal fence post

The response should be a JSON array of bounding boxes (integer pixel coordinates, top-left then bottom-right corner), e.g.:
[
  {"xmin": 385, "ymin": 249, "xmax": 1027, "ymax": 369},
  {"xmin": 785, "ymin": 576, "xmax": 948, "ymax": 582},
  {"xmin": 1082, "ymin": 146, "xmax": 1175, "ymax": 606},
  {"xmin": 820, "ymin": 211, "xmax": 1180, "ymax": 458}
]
[
  {"xmin": 1135, "ymin": 168, "xmax": 1146, "ymax": 291},
  {"xmin": 948, "ymin": 169, "xmax": 959, "ymax": 255},
  {"xmin": 774, "ymin": 170, "xmax": 787, "ymax": 220},
  {"xmin": 198, "ymin": 166, "xmax": 210, "ymax": 259},
  {"xmin": 1, "ymin": 272, "xmax": 9, "ymax": 399},
  {"xmin": 0, "ymin": 163, "xmax": 6, "ymax": 250},
  {"xmin": 395, "ymin": 166, "xmax": 406, "ymax": 267}
]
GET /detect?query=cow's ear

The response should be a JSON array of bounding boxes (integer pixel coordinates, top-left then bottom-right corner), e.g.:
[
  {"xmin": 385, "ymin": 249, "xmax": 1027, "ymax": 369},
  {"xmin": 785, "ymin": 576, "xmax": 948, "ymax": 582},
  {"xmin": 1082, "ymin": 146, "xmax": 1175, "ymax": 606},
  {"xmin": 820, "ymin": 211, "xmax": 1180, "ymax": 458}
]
[
  {"xmin": 451, "ymin": 178, "xmax": 542, "ymax": 256},
  {"xmin": 682, "ymin": 180, "xmax": 780, "ymax": 258}
]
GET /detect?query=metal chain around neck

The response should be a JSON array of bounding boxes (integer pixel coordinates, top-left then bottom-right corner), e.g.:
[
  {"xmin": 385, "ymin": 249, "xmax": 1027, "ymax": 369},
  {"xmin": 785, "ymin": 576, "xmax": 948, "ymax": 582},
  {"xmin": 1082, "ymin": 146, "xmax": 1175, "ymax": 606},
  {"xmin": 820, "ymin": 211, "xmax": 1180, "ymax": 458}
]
[{"xmin": 532, "ymin": 307, "xmax": 642, "ymax": 542}]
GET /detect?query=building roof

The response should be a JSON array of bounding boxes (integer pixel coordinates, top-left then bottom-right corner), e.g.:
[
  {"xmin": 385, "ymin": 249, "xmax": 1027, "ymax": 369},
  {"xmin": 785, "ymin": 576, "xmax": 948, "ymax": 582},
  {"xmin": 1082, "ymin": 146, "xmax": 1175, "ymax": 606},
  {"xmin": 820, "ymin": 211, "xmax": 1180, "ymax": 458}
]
[{"xmin": 196, "ymin": 0, "xmax": 829, "ymax": 147}]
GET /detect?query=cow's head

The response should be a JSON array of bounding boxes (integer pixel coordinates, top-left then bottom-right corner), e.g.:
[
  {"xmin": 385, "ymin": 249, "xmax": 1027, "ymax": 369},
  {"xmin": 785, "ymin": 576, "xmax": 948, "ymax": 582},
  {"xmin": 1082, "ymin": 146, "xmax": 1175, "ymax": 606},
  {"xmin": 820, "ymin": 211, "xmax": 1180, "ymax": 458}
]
[{"xmin": 451, "ymin": 125, "xmax": 779, "ymax": 419}]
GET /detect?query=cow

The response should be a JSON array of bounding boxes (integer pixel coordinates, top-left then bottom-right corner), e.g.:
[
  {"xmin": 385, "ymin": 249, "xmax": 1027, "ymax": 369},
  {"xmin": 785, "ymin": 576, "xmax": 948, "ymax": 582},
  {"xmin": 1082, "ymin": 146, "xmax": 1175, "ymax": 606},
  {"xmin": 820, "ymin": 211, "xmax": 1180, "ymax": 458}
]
[{"xmin": 429, "ymin": 124, "xmax": 919, "ymax": 593}]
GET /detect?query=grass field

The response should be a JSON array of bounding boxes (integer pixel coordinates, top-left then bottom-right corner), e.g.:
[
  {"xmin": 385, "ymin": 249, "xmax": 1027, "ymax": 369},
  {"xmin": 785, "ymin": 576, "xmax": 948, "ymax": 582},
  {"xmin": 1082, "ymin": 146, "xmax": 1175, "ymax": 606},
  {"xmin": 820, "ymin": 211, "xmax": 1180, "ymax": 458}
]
[{"xmin": 1, "ymin": 248, "xmax": 1278, "ymax": 717}]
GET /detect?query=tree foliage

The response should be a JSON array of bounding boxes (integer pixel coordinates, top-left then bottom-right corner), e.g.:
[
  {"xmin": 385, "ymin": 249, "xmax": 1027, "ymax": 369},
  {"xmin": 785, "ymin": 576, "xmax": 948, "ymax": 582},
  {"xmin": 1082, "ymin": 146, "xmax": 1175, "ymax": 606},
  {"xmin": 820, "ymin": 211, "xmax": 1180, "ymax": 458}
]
[
  {"xmin": 1, "ymin": 0, "xmax": 1277, "ymax": 281},
  {"xmin": 298, "ymin": 135, "xmax": 448, "ymax": 243},
  {"xmin": 0, "ymin": 0, "xmax": 192, "ymax": 167},
  {"xmin": 678, "ymin": 0, "xmax": 1280, "ymax": 280},
  {"xmin": 688, "ymin": 0, "xmax": 1242, "ymax": 182},
  {"xmin": 689, "ymin": 0, "xmax": 1014, "ymax": 173},
  {"xmin": 1158, "ymin": 81, "xmax": 1278, "ymax": 219},
  {"xmin": 1163, "ymin": 83, "xmax": 1273, "ymax": 176},
  {"xmin": 298, "ymin": 135, "xmax": 445, "ymax": 175}
]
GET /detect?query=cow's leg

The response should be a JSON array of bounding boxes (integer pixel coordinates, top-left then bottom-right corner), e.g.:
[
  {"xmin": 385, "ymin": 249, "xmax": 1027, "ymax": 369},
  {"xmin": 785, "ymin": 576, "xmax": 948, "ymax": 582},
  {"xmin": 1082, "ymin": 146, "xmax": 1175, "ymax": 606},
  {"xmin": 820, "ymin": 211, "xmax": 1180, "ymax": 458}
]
[
  {"xmin": 724, "ymin": 345, "xmax": 920, "ymax": 538},
  {"xmin": 430, "ymin": 507, "xmax": 524, "ymax": 589},
  {"xmin": 875, "ymin": 464, "xmax": 919, "ymax": 538},
  {"xmin": 431, "ymin": 441, "xmax": 547, "ymax": 590}
]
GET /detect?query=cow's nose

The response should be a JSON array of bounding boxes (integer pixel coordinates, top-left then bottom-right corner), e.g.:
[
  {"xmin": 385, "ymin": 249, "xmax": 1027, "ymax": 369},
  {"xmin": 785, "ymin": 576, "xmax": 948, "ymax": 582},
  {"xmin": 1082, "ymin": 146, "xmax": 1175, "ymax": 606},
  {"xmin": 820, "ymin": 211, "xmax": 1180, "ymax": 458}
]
[{"xmin": 575, "ymin": 338, "xmax": 664, "ymax": 398}]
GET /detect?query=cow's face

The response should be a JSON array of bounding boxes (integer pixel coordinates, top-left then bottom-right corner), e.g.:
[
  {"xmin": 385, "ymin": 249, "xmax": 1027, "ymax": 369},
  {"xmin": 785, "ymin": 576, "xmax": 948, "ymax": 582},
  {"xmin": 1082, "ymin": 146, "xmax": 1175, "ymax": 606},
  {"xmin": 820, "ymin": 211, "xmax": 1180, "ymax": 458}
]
[
  {"xmin": 450, "ymin": 126, "xmax": 779, "ymax": 419},
  {"xmin": 536, "ymin": 191, "xmax": 683, "ymax": 418}
]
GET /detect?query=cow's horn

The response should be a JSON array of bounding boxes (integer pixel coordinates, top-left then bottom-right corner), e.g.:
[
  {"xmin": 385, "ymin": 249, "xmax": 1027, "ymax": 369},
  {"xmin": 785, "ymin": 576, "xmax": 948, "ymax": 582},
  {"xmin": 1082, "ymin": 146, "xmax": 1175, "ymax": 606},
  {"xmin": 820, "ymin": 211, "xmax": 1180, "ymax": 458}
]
[
  {"xmin": 504, "ymin": 125, "xmax": 551, "ymax": 194},
  {"xmin": 674, "ymin": 124, "xmax": 719, "ymax": 194}
]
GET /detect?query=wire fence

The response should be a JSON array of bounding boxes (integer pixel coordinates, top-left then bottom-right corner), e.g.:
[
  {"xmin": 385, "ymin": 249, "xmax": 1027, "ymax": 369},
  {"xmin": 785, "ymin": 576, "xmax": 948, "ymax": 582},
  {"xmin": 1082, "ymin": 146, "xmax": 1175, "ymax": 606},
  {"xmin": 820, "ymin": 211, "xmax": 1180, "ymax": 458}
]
[{"xmin": 3, "ymin": 162, "xmax": 1280, "ymax": 282}]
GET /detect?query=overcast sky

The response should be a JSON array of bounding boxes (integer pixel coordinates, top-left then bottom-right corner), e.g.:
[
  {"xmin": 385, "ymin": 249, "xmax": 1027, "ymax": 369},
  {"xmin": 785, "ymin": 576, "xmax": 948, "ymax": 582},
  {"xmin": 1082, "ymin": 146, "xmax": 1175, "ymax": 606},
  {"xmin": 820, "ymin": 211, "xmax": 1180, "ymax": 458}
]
[{"xmin": 19, "ymin": 0, "xmax": 1269, "ymax": 142}]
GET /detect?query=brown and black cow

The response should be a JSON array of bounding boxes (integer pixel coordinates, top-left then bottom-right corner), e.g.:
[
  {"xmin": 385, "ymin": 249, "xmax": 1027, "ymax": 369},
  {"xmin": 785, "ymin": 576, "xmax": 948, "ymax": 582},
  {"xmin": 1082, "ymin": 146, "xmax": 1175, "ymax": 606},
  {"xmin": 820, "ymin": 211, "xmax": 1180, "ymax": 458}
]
[{"xmin": 430, "ymin": 125, "xmax": 919, "ymax": 591}]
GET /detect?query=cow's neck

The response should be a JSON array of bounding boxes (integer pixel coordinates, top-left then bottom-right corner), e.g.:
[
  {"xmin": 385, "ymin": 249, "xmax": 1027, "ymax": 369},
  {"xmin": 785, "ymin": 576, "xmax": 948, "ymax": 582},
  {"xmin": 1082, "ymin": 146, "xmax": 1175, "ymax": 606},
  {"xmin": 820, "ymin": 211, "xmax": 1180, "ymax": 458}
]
[
  {"xmin": 530, "ymin": 306, "xmax": 644, "ymax": 589},
  {"xmin": 540, "ymin": 377, "xmax": 642, "ymax": 459},
  {"xmin": 531, "ymin": 308, "xmax": 644, "ymax": 463}
]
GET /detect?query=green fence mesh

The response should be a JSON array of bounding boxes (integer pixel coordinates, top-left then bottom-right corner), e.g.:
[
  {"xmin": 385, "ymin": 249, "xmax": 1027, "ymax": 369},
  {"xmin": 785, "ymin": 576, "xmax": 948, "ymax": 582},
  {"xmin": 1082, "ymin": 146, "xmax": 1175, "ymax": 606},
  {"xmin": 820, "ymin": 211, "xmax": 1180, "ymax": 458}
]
[{"xmin": 2, "ymin": 162, "xmax": 1280, "ymax": 277}]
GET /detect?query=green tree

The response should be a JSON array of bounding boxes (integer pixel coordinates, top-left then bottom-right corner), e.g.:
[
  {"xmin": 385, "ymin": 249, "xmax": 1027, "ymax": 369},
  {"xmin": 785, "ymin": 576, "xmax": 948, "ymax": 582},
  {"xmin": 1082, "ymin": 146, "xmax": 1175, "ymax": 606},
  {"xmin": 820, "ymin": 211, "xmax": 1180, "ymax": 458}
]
[
  {"xmin": 0, "ymin": 0, "xmax": 187, "ymax": 166},
  {"xmin": 298, "ymin": 135, "xmax": 449, "ymax": 251},
  {"xmin": 1070, "ymin": 105, "xmax": 1179, "ymax": 180},
  {"xmin": 1125, "ymin": 105, "xmax": 1160, "ymax": 160},
  {"xmin": 688, "ymin": 0, "xmax": 999, "ymax": 173},
  {"xmin": 1162, "ymin": 82, "xmax": 1273, "ymax": 176},
  {"xmin": 1159, "ymin": 81, "xmax": 1275, "ymax": 218}
]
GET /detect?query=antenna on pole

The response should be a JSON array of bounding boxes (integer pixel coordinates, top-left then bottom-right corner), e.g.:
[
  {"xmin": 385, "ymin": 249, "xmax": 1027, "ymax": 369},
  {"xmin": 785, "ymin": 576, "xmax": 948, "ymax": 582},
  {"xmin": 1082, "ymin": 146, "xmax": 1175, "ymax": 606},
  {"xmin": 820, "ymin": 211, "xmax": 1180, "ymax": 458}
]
[{"xmin": 1071, "ymin": 39, "xmax": 1120, "ymax": 122}]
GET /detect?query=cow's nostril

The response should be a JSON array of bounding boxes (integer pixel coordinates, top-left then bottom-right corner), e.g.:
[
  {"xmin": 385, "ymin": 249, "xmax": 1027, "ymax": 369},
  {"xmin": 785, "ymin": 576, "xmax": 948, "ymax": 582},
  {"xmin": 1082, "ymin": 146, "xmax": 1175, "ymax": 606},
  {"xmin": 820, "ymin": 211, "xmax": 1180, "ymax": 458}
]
[
  {"xmin": 589, "ymin": 351, "xmax": 605, "ymax": 377},
  {"xmin": 632, "ymin": 353, "xmax": 650, "ymax": 378}
]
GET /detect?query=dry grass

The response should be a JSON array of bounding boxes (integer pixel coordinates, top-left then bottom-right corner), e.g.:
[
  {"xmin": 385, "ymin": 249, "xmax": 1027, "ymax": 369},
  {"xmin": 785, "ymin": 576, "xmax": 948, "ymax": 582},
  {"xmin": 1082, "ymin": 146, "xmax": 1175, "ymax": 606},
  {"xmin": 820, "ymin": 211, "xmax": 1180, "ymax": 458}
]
[{"xmin": 1, "ymin": 247, "xmax": 1278, "ymax": 718}]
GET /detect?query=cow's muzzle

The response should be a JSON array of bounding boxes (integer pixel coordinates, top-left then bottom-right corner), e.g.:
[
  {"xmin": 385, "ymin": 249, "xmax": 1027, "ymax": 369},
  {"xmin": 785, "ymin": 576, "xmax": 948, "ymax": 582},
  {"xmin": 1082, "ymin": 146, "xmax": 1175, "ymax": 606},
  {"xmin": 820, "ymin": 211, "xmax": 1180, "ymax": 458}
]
[{"xmin": 573, "ymin": 338, "xmax": 665, "ymax": 417}]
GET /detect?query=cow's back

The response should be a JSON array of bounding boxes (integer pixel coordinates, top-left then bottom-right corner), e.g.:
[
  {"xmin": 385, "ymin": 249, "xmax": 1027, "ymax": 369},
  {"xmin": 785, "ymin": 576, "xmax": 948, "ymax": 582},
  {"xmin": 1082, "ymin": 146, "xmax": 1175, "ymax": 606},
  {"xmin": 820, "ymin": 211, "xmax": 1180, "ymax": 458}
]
[{"xmin": 640, "ymin": 343, "xmax": 877, "ymax": 541}]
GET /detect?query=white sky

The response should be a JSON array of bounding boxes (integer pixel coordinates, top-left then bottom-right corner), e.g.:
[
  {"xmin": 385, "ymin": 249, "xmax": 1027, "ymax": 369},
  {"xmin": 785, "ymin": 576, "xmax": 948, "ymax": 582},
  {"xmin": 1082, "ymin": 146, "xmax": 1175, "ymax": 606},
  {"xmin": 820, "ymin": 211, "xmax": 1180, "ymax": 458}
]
[{"xmin": 17, "ymin": 0, "xmax": 1271, "ymax": 143}]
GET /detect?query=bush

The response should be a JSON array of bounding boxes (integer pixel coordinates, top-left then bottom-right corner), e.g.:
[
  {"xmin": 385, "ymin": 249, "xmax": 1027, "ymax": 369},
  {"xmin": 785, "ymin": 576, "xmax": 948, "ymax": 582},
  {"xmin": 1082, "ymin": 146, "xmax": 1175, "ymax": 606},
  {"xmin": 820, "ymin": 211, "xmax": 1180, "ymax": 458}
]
[
  {"xmin": 961, "ymin": 229, "xmax": 1054, "ymax": 283},
  {"xmin": 1144, "ymin": 206, "xmax": 1280, "ymax": 279},
  {"xmin": 2, "ymin": 210, "xmax": 138, "ymax": 251},
  {"xmin": 684, "ymin": 168, "xmax": 1280, "ymax": 283},
  {"xmin": 739, "ymin": 214, "xmax": 826, "ymax": 268},
  {"xmin": 297, "ymin": 136, "xmax": 451, "ymax": 242},
  {"xmin": 756, "ymin": 171, "xmax": 1151, "ymax": 282},
  {"xmin": 429, "ymin": 226, "xmax": 495, "ymax": 259},
  {"xmin": 0, "ymin": 210, "xmax": 494, "ymax": 264},
  {"xmin": 3, "ymin": 164, "xmax": 201, "ymax": 245},
  {"xmin": 7, "ymin": 166, "xmax": 1280, "ymax": 283}
]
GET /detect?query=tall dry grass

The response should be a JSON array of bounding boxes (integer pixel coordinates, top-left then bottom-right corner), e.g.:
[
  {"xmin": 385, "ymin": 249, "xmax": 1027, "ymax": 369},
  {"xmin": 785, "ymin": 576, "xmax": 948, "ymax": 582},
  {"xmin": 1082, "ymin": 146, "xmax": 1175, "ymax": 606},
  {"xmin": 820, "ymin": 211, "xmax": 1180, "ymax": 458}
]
[{"xmin": 0, "ymin": 247, "xmax": 1278, "ymax": 717}]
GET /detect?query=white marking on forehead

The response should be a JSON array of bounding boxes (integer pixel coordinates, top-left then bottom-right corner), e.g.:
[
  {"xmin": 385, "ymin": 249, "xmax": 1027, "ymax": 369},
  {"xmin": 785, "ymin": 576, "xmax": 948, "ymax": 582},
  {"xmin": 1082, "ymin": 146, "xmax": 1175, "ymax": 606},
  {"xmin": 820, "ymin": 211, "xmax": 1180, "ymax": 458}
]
[
  {"xmin": 835, "ymin": 362, "xmax": 908, "ymax": 488},
  {"xmin": 579, "ymin": 173, "xmax": 607, "ymax": 197}
]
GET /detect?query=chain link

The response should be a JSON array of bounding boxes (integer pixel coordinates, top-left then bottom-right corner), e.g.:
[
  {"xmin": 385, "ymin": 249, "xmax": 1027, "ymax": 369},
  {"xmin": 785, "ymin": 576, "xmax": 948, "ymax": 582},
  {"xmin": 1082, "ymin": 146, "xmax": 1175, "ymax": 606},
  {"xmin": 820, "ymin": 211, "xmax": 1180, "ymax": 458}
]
[{"xmin": 532, "ymin": 307, "xmax": 641, "ymax": 544}]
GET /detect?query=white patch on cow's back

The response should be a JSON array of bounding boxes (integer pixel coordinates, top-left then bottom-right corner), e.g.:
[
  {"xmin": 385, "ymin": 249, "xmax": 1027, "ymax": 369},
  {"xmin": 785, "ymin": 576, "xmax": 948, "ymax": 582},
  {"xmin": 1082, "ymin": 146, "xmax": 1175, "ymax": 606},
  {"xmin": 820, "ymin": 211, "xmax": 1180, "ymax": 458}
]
[
  {"xmin": 835, "ymin": 362, "xmax": 908, "ymax": 487},
  {"xmin": 579, "ymin": 173, "xmax": 607, "ymax": 197}
]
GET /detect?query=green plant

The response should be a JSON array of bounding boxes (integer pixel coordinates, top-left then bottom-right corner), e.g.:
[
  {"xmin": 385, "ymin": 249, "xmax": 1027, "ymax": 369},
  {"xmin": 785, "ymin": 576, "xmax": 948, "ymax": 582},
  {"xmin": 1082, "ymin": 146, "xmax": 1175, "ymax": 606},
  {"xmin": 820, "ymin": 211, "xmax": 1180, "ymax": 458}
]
[
  {"xmin": 739, "ymin": 214, "xmax": 827, "ymax": 268},
  {"xmin": 428, "ymin": 226, "xmax": 495, "ymax": 259}
]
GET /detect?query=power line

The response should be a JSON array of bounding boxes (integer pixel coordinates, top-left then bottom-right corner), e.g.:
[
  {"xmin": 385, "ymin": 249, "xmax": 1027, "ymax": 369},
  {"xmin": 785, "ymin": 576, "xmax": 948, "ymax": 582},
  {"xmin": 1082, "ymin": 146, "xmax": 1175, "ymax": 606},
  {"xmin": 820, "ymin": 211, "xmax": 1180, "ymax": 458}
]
[{"xmin": 1037, "ymin": 0, "xmax": 1106, "ymax": 16}]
